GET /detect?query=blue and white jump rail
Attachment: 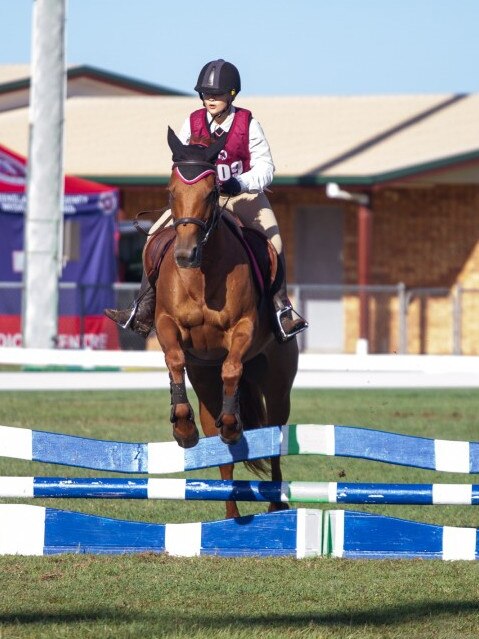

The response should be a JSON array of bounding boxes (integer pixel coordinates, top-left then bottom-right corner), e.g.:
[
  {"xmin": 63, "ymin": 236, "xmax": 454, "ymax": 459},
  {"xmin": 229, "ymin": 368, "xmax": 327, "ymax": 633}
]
[
  {"xmin": 2, "ymin": 422, "xmax": 479, "ymax": 559},
  {"xmin": 0, "ymin": 505, "xmax": 477, "ymax": 560},
  {"xmin": 1, "ymin": 423, "xmax": 479, "ymax": 473},
  {"xmin": 324, "ymin": 509, "xmax": 479, "ymax": 560},
  {"xmin": 2, "ymin": 477, "xmax": 479, "ymax": 506}
]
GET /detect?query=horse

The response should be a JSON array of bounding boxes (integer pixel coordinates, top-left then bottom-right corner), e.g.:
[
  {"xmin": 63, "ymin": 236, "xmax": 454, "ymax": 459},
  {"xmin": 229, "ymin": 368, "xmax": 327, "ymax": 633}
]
[{"xmin": 144, "ymin": 127, "xmax": 299, "ymax": 519}]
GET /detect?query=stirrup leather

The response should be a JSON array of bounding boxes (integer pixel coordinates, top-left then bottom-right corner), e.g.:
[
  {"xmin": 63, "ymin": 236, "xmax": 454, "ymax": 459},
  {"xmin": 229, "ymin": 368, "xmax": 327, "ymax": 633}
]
[{"xmin": 276, "ymin": 304, "xmax": 308, "ymax": 341}]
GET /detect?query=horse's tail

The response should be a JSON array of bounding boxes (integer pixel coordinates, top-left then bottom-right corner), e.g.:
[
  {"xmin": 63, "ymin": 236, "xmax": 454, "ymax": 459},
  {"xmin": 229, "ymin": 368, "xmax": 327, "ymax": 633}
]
[{"xmin": 239, "ymin": 376, "xmax": 271, "ymax": 478}]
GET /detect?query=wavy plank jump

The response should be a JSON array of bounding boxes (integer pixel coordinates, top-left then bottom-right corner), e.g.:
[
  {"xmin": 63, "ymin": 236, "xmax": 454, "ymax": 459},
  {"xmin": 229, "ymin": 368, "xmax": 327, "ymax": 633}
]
[
  {"xmin": 2, "ymin": 477, "xmax": 479, "ymax": 506},
  {"xmin": 1, "ymin": 424, "xmax": 478, "ymax": 474},
  {"xmin": 0, "ymin": 504, "xmax": 477, "ymax": 560}
]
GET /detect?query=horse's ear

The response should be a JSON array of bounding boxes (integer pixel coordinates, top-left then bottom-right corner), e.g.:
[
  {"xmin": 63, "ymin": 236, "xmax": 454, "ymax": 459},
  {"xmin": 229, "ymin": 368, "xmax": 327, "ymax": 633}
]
[
  {"xmin": 205, "ymin": 135, "xmax": 226, "ymax": 163},
  {"xmin": 167, "ymin": 126, "xmax": 186, "ymax": 159}
]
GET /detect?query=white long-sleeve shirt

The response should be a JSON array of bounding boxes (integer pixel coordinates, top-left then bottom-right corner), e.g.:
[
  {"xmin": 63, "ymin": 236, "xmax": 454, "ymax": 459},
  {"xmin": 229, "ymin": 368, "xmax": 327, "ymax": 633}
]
[{"xmin": 178, "ymin": 107, "xmax": 275, "ymax": 193}]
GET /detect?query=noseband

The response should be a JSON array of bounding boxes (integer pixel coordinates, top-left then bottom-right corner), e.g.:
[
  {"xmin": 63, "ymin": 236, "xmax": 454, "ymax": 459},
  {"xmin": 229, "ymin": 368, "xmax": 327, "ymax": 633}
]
[{"xmin": 171, "ymin": 160, "xmax": 221, "ymax": 247}]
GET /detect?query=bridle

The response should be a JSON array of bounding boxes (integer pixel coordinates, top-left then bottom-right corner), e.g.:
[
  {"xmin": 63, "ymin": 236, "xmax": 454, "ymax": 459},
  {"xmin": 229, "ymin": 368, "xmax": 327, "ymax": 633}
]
[{"xmin": 171, "ymin": 159, "xmax": 223, "ymax": 248}]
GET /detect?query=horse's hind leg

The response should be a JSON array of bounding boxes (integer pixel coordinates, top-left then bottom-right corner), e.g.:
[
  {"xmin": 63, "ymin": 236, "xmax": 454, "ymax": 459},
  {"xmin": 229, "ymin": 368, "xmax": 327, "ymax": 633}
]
[
  {"xmin": 187, "ymin": 364, "xmax": 241, "ymax": 518},
  {"xmin": 266, "ymin": 400, "xmax": 292, "ymax": 512},
  {"xmin": 264, "ymin": 340, "xmax": 299, "ymax": 512},
  {"xmin": 268, "ymin": 457, "xmax": 289, "ymax": 512},
  {"xmin": 199, "ymin": 400, "xmax": 241, "ymax": 519}
]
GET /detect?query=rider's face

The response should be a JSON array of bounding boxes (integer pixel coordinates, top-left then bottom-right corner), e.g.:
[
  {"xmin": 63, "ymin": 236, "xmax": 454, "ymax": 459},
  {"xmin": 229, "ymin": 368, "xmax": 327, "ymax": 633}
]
[{"xmin": 203, "ymin": 93, "xmax": 230, "ymax": 118}]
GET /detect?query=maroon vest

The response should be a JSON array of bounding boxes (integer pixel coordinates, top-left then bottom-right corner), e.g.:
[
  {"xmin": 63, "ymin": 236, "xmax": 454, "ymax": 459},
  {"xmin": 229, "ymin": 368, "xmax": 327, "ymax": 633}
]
[{"xmin": 189, "ymin": 107, "xmax": 252, "ymax": 182}]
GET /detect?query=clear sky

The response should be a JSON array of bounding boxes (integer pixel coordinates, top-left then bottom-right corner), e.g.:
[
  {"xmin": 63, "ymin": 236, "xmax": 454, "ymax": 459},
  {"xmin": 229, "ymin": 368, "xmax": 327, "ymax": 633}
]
[{"xmin": 1, "ymin": 0, "xmax": 477, "ymax": 96}]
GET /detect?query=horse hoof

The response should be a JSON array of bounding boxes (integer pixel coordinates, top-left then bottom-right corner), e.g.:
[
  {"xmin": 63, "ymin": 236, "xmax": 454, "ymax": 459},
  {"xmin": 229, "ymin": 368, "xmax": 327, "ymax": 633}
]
[
  {"xmin": 219, "ymin": 424, "xmax": 243, "ymax": 446},
  {"xmin": 268, "ymin": 501, "xmax": 290, "ymax": 513},
  {"xmin": 172, "ymin": 425, "xmax": 199, "ymax": 449}
]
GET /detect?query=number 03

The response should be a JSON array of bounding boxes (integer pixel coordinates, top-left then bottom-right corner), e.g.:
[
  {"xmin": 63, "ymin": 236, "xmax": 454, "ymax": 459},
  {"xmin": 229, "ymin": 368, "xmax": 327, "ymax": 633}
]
[{"xmin": 217, "ymin": 161, "xmax": 243, "ymax": 182}]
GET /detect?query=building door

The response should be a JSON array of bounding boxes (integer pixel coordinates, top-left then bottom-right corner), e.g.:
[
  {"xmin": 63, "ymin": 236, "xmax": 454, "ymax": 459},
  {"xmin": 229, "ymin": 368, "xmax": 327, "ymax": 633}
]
[{"xmin": 295, "ymin": 205, "xmax": 344, "ymax": 352}]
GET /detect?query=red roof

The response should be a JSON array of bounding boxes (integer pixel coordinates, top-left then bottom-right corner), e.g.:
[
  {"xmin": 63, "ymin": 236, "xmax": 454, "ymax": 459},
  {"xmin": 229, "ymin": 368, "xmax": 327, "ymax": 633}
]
[{"xmin": 0, "ymin": 143, "xmax": 113, "ymax": 194}]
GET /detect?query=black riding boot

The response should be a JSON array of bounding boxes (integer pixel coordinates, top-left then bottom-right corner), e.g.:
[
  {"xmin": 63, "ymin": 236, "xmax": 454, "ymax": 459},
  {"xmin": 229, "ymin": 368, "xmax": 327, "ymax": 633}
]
[
  {"xmin": 272, "ymin": 254, "xmax": 308, "ymax": 343},
  {"xmin": 104, "ymin": 272, "xmax": 156, "ymax": 339},
  {"xmin": 272, "ymin": 280, "xmax": 308, "ymax": 343}
]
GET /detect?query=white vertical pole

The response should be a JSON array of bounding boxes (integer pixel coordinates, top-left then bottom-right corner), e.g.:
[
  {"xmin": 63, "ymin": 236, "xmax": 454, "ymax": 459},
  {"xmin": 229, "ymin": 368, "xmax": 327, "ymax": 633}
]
[{"xmin": 22, "ymin": 0, "xmax": 67, "ymax": 348}]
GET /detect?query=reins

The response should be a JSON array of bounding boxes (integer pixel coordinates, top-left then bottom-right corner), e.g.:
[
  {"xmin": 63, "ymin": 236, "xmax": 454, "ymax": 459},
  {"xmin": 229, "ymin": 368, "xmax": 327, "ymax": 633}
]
[{"xmin": 133, "ymin": 207, "xmax": 170, "ymax": 237}]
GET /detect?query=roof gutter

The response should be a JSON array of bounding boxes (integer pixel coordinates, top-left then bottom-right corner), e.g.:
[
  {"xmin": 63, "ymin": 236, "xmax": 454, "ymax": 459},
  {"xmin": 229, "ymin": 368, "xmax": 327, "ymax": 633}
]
[{"xmin": 81, "ymin": 149, "xmax": 479, "ymax": 188}]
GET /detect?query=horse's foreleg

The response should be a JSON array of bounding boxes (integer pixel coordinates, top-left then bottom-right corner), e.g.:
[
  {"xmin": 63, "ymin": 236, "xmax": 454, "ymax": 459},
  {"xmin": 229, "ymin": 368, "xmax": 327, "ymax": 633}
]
[
  {"xmin": 156, "ymin": 315, "xmax": 198, "ymax": 448},
  {"xmin": 217, "ymin": 317, "xmax": 255, "ymax": 445}
]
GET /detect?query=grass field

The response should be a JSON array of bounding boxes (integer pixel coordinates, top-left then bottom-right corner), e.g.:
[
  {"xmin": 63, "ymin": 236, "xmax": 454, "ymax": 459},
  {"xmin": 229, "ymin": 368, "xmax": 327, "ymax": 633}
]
[{"xmin": 1, "ymin": 388, "xmax": 479, "ymax": 638}]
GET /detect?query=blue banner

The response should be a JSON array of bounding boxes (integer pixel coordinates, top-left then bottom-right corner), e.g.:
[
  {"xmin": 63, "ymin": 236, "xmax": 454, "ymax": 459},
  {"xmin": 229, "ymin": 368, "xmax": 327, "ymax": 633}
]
[{"xmin": 0, "ymin": 190, "xmax": 118, "ymax": 216}]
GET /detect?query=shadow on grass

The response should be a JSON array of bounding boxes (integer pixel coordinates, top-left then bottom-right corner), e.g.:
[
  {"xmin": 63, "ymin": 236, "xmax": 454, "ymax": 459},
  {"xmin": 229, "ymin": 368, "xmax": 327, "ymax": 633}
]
[{"xmin": 1, "ymin": 600, "xmax": 479, "ymax": 629}]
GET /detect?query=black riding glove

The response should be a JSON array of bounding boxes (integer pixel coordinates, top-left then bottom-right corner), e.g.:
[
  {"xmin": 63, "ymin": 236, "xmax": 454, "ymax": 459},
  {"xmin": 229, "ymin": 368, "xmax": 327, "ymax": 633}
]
[{"xmin": 220, "ymin": 177, "xmax": 242, "ymax": 196}]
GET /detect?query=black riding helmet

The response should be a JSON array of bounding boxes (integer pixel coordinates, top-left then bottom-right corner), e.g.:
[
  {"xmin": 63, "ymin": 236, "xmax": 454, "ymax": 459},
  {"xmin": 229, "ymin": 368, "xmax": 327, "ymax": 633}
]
[{"xmin": 194, "ymin": 59, "xmax": 241, "ymax": 98}]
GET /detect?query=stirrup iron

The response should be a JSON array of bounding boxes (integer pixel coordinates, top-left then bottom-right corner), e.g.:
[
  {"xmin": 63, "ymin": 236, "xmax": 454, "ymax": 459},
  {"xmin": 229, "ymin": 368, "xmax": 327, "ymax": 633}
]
[
  {"xmin": 117, "ymin": 301, "xmax": 139, "ymax": 330},
  {"xmin": 276, "ymin": 304, "xmax": 308, "ymax": 341}
]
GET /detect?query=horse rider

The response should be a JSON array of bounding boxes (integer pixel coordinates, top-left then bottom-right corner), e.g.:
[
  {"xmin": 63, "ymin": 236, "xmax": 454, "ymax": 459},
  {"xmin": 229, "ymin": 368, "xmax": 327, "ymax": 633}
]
[{"xmin": 105, "ymin": 58, "xmax": 308, "ymax": 343}]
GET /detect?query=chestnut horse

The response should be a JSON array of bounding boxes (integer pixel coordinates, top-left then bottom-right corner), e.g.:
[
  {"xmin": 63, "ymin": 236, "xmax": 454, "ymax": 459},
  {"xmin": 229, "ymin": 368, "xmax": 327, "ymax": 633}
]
[{"xmin": 145, "ymin": 128, "xmax": 298, "ymax": 518}]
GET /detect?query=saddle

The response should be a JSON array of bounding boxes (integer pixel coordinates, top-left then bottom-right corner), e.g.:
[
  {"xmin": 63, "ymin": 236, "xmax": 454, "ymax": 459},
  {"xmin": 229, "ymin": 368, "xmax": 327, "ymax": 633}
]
[
  {"xmin": 142, "ymin": 217, "xmax": 282, "ymax": 301},
  {"xmin": 143, "ymin": 227, "xmax": 176, "ymax": 288}
]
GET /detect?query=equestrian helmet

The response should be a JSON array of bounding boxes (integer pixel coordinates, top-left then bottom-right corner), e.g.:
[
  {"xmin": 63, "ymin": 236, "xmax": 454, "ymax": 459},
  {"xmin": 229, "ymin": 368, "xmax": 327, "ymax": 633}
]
[{"xmin": 195, "ymin": 59, "xmax": 241, "ymax": 98}]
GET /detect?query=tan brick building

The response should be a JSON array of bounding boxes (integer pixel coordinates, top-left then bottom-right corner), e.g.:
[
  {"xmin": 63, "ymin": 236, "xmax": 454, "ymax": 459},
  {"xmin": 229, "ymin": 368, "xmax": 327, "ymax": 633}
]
[{"xmin": 1, "ymin": 67, "xmax": 478, "ymax": 353}]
